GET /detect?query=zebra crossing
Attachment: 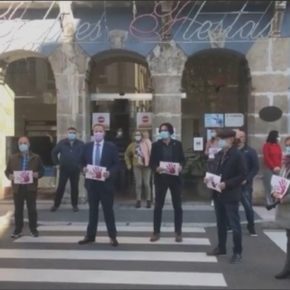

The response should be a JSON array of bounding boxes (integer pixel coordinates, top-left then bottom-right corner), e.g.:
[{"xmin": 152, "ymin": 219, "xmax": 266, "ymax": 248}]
[{"xmin": 0, "ymin": 223, "xmax": 228, "ymax": 288}]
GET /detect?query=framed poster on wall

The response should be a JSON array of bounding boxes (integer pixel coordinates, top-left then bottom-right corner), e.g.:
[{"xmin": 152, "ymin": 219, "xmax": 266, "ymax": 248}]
[
  {"xmin": 92, "ymin": 113, "xmax": 110, "ymax": 130},
  {"xmin": 204, "ymin": 114, "xmax": 224, "ymax": 128},
  {"xmin": 224, "ymin": 113, "xmax": 244, "ymax": 128}
]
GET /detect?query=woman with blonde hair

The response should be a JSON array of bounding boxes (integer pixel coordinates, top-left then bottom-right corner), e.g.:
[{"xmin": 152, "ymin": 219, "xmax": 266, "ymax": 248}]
[{"xmin": 125, "ymin": 130, "xmax": 152, "ymax": 208}]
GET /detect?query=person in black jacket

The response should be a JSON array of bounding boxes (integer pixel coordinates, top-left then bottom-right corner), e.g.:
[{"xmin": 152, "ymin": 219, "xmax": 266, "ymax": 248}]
[
  {"xmin": 206, "ymin": 129, "xmax": 246, "ymax": 264},
  {"xmin": 149, "ymin": 122, "xmax": 185, "ymax": 243},
  {"xmin": 50, "ymin": 127, "xmax": 84, "ymax": 212},
  {"xmin": 236, "ymin": 130, "xmax": 259, "ymax": 236}
]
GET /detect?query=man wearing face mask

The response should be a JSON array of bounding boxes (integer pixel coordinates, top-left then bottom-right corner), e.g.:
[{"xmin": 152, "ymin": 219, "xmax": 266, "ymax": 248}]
[
  {"xmin": 149, "ymin": 123, "xmax": 185, "ymax": 242},
  {"xmin": 5, "ymin": 136, "xmax": 44, "ymax": 239},
  {"xmin": 51, "ymin": 127, "xmax": 84, "ymax": 212},
  {"xmin": 206, "ymin": 129, "xmax": 246, "ymax": 264},
  {"xmin": 235, "ymin": 130, "xmax": 259, "ymax": 236},
  {"xmin": 79, "ymin": 124, "xmax": 120, "ymax": 247}
]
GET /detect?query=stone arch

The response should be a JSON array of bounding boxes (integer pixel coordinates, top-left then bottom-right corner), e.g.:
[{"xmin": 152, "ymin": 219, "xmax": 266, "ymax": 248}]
[
  {"xmin": 88, "ymin": 49, "xmax": 152, "ymax": 94},
  {"xmin": 181, "ymin": 48, "xmax": 251, "ymax": 149},
  {"xmin": 2, "ymin": 49, "xmax": 57, "ymax": 147}
]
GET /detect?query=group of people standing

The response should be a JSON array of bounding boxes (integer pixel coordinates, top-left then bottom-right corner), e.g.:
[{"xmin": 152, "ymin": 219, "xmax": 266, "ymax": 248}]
[
  {"xmin": 5, "ymin": 122, "xmax": 185, "ymax": 246},
  {"xmin": 4, "ymin": 124, "xmax": 290, "ymax": 279}
]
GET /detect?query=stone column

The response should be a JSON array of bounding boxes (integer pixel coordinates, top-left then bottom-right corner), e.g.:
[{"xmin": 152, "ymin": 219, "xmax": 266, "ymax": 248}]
[
  {"xmin": 246, "ymin": 37, "xmax": 290, "ymax": 203},
  {"xmin": 48, "ymin": 1, "xmax": 89, "ymax": 204},
  {"xmin": 147, "ymin": 41, "xmax": 187, "ymax": 204},
  {"xmin": 147, "ymin": 41, "xmax": 187, "ymax": 140}
]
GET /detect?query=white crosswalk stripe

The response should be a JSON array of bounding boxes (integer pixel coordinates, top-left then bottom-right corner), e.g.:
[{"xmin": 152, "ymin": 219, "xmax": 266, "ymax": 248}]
[
  {"xmin": 14, "ymin": 235, "xmax": 210, "ymax": 245},
  {"xmin": 264, "ymin": 230, "xmax": 287, "ymax": 253},
  {"xmin": 0, "ymin": 224, "xmax": 228, "ymax": 288}
]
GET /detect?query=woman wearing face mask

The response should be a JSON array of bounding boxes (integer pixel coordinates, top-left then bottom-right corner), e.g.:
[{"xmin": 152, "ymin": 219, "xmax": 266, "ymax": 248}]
[
  {"xmin": 272, "ymin": 137, "xmax": 290, "ymax": 279},
  {"xmin": 125, "ymin": 131, "xmax": 152, "ymax": 208},
  {"xmin": 262, "ymin": 130, "xmax": 282, "ymax": 206}
]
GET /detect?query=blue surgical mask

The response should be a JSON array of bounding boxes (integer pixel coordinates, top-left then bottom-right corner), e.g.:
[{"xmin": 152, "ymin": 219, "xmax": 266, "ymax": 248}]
[
  {"xmin": 19, "ymin": 144, "xmax": 29, "ymax": 153},
  {"xmin": 285, "ymin": 146, "xmax": 290, "ymax": 155},
  {"xmin": 68, "ymin": 132, "xmax": 76, "ymax": 141},
  {"xmin": 159, "ymin": 131, "xmax": 170, "ymax": 140},
  {"xmin": 218, "ymin": 139, "xmax": 227, "ymax": 149}
]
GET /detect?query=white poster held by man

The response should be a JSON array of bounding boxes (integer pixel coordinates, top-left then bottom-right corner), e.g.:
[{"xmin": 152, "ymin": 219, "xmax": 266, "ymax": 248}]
[
  {"xmin": 13, "ymin": 170, "xmax": 33, "ymax": 184},
  {"xmin": 85, "ymin": 165, "xmax": 107, "ymax": 181},
  {"xmin": 271, "ymin": 175, "xmax": 290, "ymax": 199},
  {"xmin": 159, "ymin": 161, "xmax": 180, "ymax": 176},
  {"xmin": 205, "ymin": 172, "xmax": 222, "ymax": 192}
]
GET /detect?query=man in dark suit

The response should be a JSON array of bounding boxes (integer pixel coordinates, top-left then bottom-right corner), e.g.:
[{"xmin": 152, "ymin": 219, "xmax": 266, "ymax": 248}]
[
  {"xmin": 149, "ymin": 122, "xmax": 185, "ymax": 243},
  {"xmin": 78, "ymin": 124, "xmax": 120, "ymax": 247},
  {"xmin": 206, "ymin": 129, "xmax": 246, "ymax": 264}
]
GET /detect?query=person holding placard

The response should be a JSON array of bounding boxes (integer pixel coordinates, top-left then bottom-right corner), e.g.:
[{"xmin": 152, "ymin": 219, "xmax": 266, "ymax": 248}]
[
  {"xmin": 5, "ymin": 136, "xmax": 44, "ymax": 239},
  {"xmin": 272, "ymin": 136, "xmax": 290, "ymax": 279},
  {"xmin": 205, "ymin": 129, "xmax": 246, "ymax": 264},
  {"xmin": 78, "ymin": 124, "xmax": 120, "ymax": 247},
  {"xmin": 149, "ymin": 122, "xmax": 185, "ymax": 243},
  {"xmin": 125, "ymin": 130, "xmax": 152, "ymax": 208}
]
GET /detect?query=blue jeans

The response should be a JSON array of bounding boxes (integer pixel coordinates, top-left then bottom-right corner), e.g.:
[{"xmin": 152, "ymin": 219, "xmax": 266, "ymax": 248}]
[
  {"xmin": 214, "ymin": 197, "xmax": 242, "ymax": 254},
  {"xmin": 240, "ymin": 185, "xmax": 255, "ymax": 228}
]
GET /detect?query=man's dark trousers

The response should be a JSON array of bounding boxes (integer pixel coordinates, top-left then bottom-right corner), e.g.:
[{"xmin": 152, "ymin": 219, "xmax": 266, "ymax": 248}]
[
  {"xmin": 86, "ymin": 182, "xmax": 117, "ymax": 240},
  {"xmin": 240, "ymin": 185, "xmax": 255, "ymax": 228},
  {"xmin": 54, "ymin": 167, "xmax": 80, "ymax": 207},
  {"xmin": 153, "ymin": 175, "xmax": 183, "ymax": 235},
  {"xmin": 14, "ymin": 185, "xmax": 37, "ymax": 233},
  {"xmin": 214, "ymin": 196, "xmax": 242, "ymax": 254}
]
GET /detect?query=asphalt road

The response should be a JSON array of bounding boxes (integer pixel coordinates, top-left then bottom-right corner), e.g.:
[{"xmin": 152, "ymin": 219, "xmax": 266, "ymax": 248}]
[{"xmin": 0, "ymin": 203, "xmax": 288, "ymax": 289}]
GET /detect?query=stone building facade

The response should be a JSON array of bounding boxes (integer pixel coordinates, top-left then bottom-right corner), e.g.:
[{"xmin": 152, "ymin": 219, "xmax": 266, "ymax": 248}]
[{"xmin": 0, "ymin": 1, "xmax": 290, "ymax": 201}]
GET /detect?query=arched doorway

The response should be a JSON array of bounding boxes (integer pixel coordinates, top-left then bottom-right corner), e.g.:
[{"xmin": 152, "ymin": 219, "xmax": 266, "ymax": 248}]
[
  {"xmin": 181, "ymin": 49, "xmax": 251, "ymax": 199},
  {"xmin": 87, "ymin": 50, "xmax": 152, "ymax": 197},
  {"xmin": 4, "ymin": 56, "xmax": 57, "ymax": 194}
]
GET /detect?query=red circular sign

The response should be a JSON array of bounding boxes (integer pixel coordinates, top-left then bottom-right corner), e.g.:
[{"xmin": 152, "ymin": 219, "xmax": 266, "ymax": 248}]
[
  {"xmin": 142, "ymin": 115, "xmax": 149, "ymax": 123},
  {"xmin": 98, "ymin": 116, "xmax": 105, "ymax": 123}
]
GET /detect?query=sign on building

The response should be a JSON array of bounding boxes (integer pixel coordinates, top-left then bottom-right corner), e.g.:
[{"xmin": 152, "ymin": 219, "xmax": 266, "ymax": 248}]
[
  {"xmin": 224, "ymin": 113, "xmax": 244, "ymax": 128},
  {"xmin": 137, "ymin": 112, "xmax": 152, "ymax": 129},
  {"xmin": 204, "ymin": 114, "xmax": 224, "ymax": 128},
  {"xmin": 92, "ymin": 113, "xmax": 110, "ymax": 130}
]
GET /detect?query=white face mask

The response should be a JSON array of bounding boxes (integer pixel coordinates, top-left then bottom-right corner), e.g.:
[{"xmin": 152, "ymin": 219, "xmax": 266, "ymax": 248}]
[
  {"xmin": 135, "ymin": 135, "xmax": 142, "ymax": 142},
  {"xmin": 277, "ymin": 137, "xmax": 281, "ymax": 142}
]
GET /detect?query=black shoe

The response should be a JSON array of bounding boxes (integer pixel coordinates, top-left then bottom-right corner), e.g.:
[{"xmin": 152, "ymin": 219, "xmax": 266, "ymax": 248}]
[
  {"xmin": 73, "ymin": 206, "xmax": 79, "ymax": 212},
  {"xmin": 31, "ymin": 231, "xmax": 39, "ymax": 237},
  {"xmin": 230, "ymin": 253, "xmax": 242, "ymax": 264},
  {"xmin": 275, "ymin": 269, "xmax": 290, "ymax": 279},
  {"xmin": 207, "ymin": 247, "xmax": 226, "ymax": 256},
  {"xmin": 175, "ymin": 234, "xmax": 183, "ymax": 243},
  {"xmin": 110, "ymin": 238, "xmax": 119, "ymax": 247},
  {"xmin": 135, "ymin": 201, "xmax": 141, "ymax": 208},
  {"xmin": 11, "ymin": 232, "xmax": 22, "ymax": 239},
  {"xmin": 78, "ymin": 238, "xmax": 95, "ymax": 245},
  {"xmin": 247, "ymin": 224, "xmax": 258, "ymax": 237},
  {"xmin": 146, "ymin": 201, "xmax": 151, "ymax": 208},
  {"xmin": 50, "ymin": 205, "xmax": 58, "ymax": 212},
  {"xmin": 150, "ymin": 233, "xmax": 160, "ymax": 242}
]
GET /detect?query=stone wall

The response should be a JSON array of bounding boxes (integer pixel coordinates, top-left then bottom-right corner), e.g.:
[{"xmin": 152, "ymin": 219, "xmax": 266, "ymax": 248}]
[{"xmin": 246, "ymin": 37, "xmax": 290, "ymax": 203}]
